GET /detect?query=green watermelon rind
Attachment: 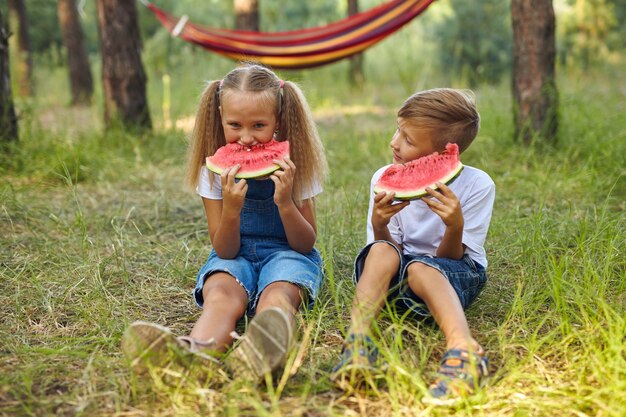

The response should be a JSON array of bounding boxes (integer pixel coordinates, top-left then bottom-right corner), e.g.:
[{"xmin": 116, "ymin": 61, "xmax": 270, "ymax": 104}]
[
  {"xmin": 374, "ymin": 162, "xmax": 464, "ymax": 201},
  {"xmin": 205, "ymin": 157, "xmax": 281, "ymax": 179}
]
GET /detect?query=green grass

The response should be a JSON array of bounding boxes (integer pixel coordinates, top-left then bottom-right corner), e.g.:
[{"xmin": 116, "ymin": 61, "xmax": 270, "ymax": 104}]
[{"xmin": 1, "ymin": 64, "xmax": 625, "ymax": 416}]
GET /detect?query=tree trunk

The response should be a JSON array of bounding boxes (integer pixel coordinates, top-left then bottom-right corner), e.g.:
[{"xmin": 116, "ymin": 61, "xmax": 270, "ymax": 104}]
[
  {"xmin": 235, "ymin": 0, "xmax": 259, "ymax": 31},
  {"xmin": 348, "ymin": 0, "xmax": 364, "ymax": 87},
  {"xmin": 511, "ymin": 0, "xmax": 558, "ymax": 144},
  {"xmin": 96, "ymin": 0, "xmax": 151, "ymax": 131},
  {"xmin": 7, "ymin": 0, "xmax": 33, "ymax": 97},
  {"xmin": 0, "ymin": 9, "xmax": 18, "ymax": 143},
  {"xmin": 58, "ymin": 0, "xmax": 93, "ymax": 106}
]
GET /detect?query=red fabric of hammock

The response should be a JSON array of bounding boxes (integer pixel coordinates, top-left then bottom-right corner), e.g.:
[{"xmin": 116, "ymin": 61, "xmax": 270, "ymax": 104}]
[{"xmin": 145, "ymin": 0, "xmax": 435, "ymax": 69}]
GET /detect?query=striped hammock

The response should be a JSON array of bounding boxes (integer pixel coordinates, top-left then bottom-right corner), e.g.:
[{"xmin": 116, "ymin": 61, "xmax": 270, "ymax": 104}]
[{"xmin": 143, "ymin": 0, "xmax": 435, "ymax": 69}]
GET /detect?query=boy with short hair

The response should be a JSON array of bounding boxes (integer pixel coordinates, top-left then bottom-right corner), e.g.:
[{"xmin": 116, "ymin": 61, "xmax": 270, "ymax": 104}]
[{"xmin": 332, "ymin": 88, "xmax": 495, "ymax": 403}]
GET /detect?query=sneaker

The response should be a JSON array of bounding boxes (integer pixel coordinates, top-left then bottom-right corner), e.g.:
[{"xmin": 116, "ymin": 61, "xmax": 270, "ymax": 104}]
[
  {"xmin": 330, "ymin": 334, "xmax": 382, "ymax": 391},
  {"xmin": 121, "ymin": 321, "xmax": 218, "ymax": 374},
  {"xmin": 226, "ymin": 307, "xmax": 294, "ymax": 381}
]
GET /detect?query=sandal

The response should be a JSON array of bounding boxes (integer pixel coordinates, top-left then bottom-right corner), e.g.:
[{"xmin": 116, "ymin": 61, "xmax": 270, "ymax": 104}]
[
  {"xmin": 330, "ymin": 334, "xmax": 382, "ymax": 391},
  {"xmin": 423, "ymin": 348, "xmax": 489, "ymax": 405}
]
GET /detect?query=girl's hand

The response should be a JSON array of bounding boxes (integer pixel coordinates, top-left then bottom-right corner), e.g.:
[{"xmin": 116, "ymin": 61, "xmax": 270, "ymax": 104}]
[
  {"xmin": 371, "ymin": 191, "xmax": 409, "ymax": 232},
  {"xmin": 270, "ymin": 157, "xmax": 296, "ymax": 208},
  {"xmin": 221, "ymin": 165, "xmax": 247, "ymax": 213},
  {"xmin": 422, "ymin": 182, "xmax": 463, "ymax": 230}
]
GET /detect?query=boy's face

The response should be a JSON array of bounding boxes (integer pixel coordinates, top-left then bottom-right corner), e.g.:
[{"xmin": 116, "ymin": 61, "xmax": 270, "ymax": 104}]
[
  {"xmin": 220, "ymin": 91, "xmax": 278, "ymax": 147},
  {"xmin": 390, "ymin": 118, "xmax": 437, "ymax": 164}
]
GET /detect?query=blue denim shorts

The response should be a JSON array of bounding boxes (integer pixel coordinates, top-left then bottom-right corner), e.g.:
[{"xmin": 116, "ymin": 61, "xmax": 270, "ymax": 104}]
[
  {"xmin": 194, "ymin": 239, "xmax": 324, "ymax": 312},
  {"xmin": 354, "ymin": 240, "xmax": 487, "ymax": 317}
]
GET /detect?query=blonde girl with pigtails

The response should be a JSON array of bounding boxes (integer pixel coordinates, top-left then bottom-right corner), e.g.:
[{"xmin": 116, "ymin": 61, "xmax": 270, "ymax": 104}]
[{"xmin": 122, "ymin": 63, "xmax": 328, "ymax": 382}]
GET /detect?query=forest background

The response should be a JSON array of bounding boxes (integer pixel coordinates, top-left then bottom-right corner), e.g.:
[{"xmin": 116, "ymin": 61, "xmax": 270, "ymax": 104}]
[{"xmin": 1, "ymin": 0, "xmax": 624, "ymax": 416}]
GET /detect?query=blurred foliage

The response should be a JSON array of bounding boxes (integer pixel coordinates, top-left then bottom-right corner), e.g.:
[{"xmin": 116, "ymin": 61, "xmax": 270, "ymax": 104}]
[
  {"xmin": 430, "ymin": 0, "xmax": 512, "ymax": 87},
  {"xmin": 23, "ymin": 0, "xmax": 63, "ymax": 57},
  {"xmin": 4, "ymin": 0, "xmax": 626, "ymax": 88},
  {"xmin": 557, "ymin": 0, "xmax": 619, "ymax": 70},
  {"xmin": 606, "ymin": 0, "xmax": 626, "ymax": 50},
  {"xmin": 261, "ymin": 0, "xmax": 341, "ymax": 32}
]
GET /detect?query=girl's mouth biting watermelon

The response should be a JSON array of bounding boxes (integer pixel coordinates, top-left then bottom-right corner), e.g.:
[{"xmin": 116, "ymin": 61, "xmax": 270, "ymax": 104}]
[{"xmin": 206, "ymin": 140, "xmax": 290, "ymax": 179}]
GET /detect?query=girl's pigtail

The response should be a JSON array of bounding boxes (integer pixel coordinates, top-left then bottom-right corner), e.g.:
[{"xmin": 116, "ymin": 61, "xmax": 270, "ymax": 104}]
[
  {"xmin": 280, "ymin": 82, "xmax": 328, "ymax": 202},
  {"xmin": 185, "ymin": 80, "xmax": 225, "ymax": 190}
]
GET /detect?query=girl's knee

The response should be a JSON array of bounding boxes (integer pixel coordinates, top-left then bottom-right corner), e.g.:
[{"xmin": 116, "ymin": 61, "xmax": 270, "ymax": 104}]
[
  {"xmin": 257, "ymin": 282, "xmax": 302, "ymax": 313},
  {"xmin": 202, "ymin": 275, "xmax": 248, "ymax": 309}
]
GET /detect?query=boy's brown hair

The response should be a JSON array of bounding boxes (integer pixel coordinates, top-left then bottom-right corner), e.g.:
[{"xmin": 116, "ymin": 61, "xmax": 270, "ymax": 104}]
[{"xmin": 397, "ymin": 88, "xmax": 480, "ymax": 153}]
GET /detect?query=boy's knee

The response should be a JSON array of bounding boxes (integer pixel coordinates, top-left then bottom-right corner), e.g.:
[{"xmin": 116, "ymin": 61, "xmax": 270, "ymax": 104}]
[
  {"xmin": 366, "ymin": 242, "xmax": 400, "ymax": 264},
  {"xmin": 406, "ymin": 262, "xmax": 443, "ymax": 291}
]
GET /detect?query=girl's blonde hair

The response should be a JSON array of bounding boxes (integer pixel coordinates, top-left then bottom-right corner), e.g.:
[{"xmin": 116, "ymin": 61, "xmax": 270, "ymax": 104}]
[
  {"xmin": 185, "ymin": 64, "xmax": 327, "ymax": 201},
  {"xmin": 398, "ymin": 88, "xmax": 480, "ymax": 153}
]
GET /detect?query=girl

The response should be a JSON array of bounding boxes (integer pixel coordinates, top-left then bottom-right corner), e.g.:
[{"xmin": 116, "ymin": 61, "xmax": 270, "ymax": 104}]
[{"xmin": 122, "ymin": 64, "xmax": 327, "ymax": 381}]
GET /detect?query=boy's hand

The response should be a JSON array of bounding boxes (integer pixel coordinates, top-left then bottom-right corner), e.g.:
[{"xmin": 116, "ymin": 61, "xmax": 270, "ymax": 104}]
[
  {"xmin": 371, "ymin": 191, "xmax": 409, "ymax": 231},
  {"xmin": 221, "ymin": 165, "xmax": 247, "ymax": 213},
  {"xmin": 270, "ymin": 157, "xmax": 296, "ymax": 208},
  {"xmin": 422, "ymin": 182, "xmax": 463, "ymax": 230}
]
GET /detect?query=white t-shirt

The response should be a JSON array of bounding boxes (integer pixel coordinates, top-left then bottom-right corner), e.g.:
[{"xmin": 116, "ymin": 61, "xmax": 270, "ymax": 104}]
[
  {"xmin": 197, "ymin": 166, "xmax": 323, "ymax": 201},
  {"xmin": 366, "ymin": 165, "xmax": 495, "ymax": 268}
]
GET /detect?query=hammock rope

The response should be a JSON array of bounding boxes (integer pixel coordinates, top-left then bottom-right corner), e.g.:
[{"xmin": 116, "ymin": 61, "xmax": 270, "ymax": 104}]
[{"xmin": 143, "ymin": 0, "xmax": 435, "ymax": 69}]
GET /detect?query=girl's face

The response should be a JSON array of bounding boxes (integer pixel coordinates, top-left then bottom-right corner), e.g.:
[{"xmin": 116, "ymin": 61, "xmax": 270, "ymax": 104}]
[
  {"xmin": 390, "ymin": 118, "xmax": 437, "ymax": 164},
  {"xmin": 220, "ymin": 91, "xmax": 278, "ymax": 146}
]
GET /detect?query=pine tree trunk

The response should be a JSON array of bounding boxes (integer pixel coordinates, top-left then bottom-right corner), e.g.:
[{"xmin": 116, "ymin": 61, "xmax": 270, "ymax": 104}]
[
  {"xmin": 0, "ymin": 9, "xmax": 18, "ymax": 143},
  {"xmin": 7, "ymin": 0, "xmax": 33, "ymax": 97},
  {"xmin": 235, "ymin": 0, "xmax": 259, "ymax": 31},
  {"xmin": 348, "ymin": 0, "xmax": 364, "ymax": 87},
  {"xmin": 511, "ymin": 0, "xmax": 558, "ymax": 144},
  {"xmin": 58, "ymin": 0, "xmax": 93, "ymax": 106},
  {"xmin": 96, "ymin": 0, "xmax": 151, "ymax": 131}
]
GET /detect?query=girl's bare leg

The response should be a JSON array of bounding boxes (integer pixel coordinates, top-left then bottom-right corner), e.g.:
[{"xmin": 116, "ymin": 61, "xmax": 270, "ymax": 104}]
[{"xmin": 189, "ymin": 272, "xmax": 248, "ymax": 352}]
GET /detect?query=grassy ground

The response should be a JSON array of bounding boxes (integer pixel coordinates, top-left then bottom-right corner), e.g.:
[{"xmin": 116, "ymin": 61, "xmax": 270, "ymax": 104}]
[{"xmin": 1, "ymin": 66, "xmax": 624, "ymax": 416}]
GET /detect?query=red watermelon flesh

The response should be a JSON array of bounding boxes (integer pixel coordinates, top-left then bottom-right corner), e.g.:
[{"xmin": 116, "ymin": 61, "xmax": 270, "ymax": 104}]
[
  {"xmin": 206, "ymin": 140, "xmax": 290, "ymax": 179},
  {"xmin": 374, "ymin": 143, "xmax": 463, "ymax": 200}
]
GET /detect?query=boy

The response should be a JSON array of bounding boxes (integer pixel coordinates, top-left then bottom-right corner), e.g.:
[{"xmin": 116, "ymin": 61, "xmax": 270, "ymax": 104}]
[{"xmin": 331, "ymin": 88, "xmax": 495, "ymax": 403}]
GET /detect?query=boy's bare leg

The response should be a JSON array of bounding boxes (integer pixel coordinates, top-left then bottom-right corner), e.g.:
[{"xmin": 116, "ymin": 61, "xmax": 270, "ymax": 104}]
[
  {"xmin": 189, "ymin": 272, "xmax": 248, "ymax": 352},
  {"xmin": 349, "ymin": 242, "xmax": 401, "ymax": 336},
  {"xmin": 406, "ymin": 262, "xmax": 481, "ymax": 352},
  {"xmin": 331, "ymin": 242, "xmax": 400, "ymax": 388}
]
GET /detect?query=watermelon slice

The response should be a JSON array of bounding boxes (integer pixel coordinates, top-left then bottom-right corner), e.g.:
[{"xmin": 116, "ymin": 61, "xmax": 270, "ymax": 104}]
[
  {"xmin": 374, "ymin": 143, "xmax": 464, "ymax": 200},
  {"xmin": 206, "ymin": 140, "xmax": 290, "ymax": 179}
]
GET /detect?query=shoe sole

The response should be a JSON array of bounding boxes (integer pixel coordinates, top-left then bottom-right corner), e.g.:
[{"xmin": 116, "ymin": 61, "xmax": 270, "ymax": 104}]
[
  {"xmin": 121, "ymin": 321, "xmax": 219, "ymax": 371},
  {"xmin": 227, "ymin": 307, "xmax": 294, "ymax": 381},
  {"xmin": 121, "ymin": 321, "xmax": 179, "ymax": 372}
]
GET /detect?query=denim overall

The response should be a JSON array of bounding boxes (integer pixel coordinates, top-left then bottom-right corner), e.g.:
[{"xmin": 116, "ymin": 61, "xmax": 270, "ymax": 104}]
[{"xmin": 194, "ymin": 179, "xmax": 324, "ymax": 311}]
